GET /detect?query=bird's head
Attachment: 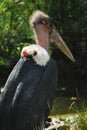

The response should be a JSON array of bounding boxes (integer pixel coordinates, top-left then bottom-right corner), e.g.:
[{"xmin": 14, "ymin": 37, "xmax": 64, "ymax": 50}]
[
  {"xmin": 30, "ymin": 10, "xmax": 75, "ymax": 62},
  {"xmin": 21, "ymin": 44, "xmax": 50, "ymax": 66}
]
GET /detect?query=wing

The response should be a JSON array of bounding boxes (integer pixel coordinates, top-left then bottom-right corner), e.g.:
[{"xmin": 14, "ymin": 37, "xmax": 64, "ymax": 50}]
[
  {"xmin": 0, "ymin": 57, "xmax": 58, "ymax": 130},
  {"xmin": 0, "ymin": 57, "xmax": 45, "ymax": 130},
  {"xmin": 11, "ymin": 59, "xmax": 58, "ymax": 130}
]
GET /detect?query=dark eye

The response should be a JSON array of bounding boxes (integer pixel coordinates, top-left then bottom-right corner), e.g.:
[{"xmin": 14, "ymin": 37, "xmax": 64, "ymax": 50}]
[{"xmin": 38, "ymin": 19, "xmax": 46, "ymax": 25}]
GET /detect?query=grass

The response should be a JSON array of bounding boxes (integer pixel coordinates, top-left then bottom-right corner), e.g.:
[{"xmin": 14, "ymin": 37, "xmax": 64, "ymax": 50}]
[
  {"xmin": 50, "ymin": 96, "xmax": 87, "ymax": 129},
  {"xmin": 69, "ymin": 97, "xmax": 87, "ymax": 129},
  {"xmin": 76, "ymin": 109, "xmax": 87, "ymax": 129}
]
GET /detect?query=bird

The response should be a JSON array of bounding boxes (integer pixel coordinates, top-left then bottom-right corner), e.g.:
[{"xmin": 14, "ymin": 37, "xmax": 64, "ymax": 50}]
[{"xmin": 0, "ymin": 10, "xmax": 75, "ymax": 130}]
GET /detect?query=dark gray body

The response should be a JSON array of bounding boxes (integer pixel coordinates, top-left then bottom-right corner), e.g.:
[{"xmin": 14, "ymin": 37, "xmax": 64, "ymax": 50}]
[{"xmin": 0, "ymin": 57, "xmax": 58, "ymax": 130}]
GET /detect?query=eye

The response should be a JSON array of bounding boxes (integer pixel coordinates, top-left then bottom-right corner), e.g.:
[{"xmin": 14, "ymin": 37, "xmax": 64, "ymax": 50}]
[{"xmin": 38, "ymin": 19, "xmax": 47, "ymax": 25}]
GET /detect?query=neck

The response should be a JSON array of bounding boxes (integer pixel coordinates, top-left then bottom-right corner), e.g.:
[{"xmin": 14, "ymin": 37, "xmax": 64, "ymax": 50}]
[{"xmin": 34, "ymin": 30, "xmax": 49, "ymax": 52}]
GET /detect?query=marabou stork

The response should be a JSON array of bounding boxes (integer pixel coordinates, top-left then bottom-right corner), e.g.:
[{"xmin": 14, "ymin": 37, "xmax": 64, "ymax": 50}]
[{"xmin": 0, "ymin": 11, "xmax": 75, "ymax": 130}]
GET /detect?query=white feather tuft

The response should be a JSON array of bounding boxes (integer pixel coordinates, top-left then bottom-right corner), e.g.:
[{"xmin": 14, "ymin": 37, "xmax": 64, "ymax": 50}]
[{"xmin": 21, "ymin": 44, "xmax": 50, "ymax": 66}]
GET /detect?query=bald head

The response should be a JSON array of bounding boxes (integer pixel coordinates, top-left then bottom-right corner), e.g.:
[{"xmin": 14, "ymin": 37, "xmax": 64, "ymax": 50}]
[
  {"xmin": 30, "ymin": 11, "xmax": 50, "ymax": 28},
  {"xmin": 29, "ymin": 11, "xmax": 75, "ymax": 62}
]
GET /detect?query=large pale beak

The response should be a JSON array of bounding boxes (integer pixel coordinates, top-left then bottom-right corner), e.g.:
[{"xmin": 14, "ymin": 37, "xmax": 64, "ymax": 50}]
[{"xmin": 50, "ymin": 25, "xmax": 75, "ymax": 62}]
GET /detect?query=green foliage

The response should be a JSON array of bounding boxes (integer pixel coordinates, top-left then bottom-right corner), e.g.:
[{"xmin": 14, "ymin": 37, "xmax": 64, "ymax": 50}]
[
  {"xmin": 67, "ymin": 97, "xmax": 87, "ymax": 129},
  {"xmin": 77, "ymin": 110, "xmax": 87, "ymax": 129},
  {"xmin": 0, "ymin": 0, "xmax": 40, "ymax": 65}
]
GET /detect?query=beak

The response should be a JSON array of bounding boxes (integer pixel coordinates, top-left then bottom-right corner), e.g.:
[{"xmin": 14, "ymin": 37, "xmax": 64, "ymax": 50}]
[{"xmin": 50, "ymin": 25, "xmax": 75, "ymax": 62}]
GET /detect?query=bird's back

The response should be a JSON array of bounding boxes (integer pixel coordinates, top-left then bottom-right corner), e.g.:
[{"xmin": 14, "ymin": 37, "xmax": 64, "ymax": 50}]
[{"xmin": 0, "ymin": 57, "xmax": 58, "ymax": 130}]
